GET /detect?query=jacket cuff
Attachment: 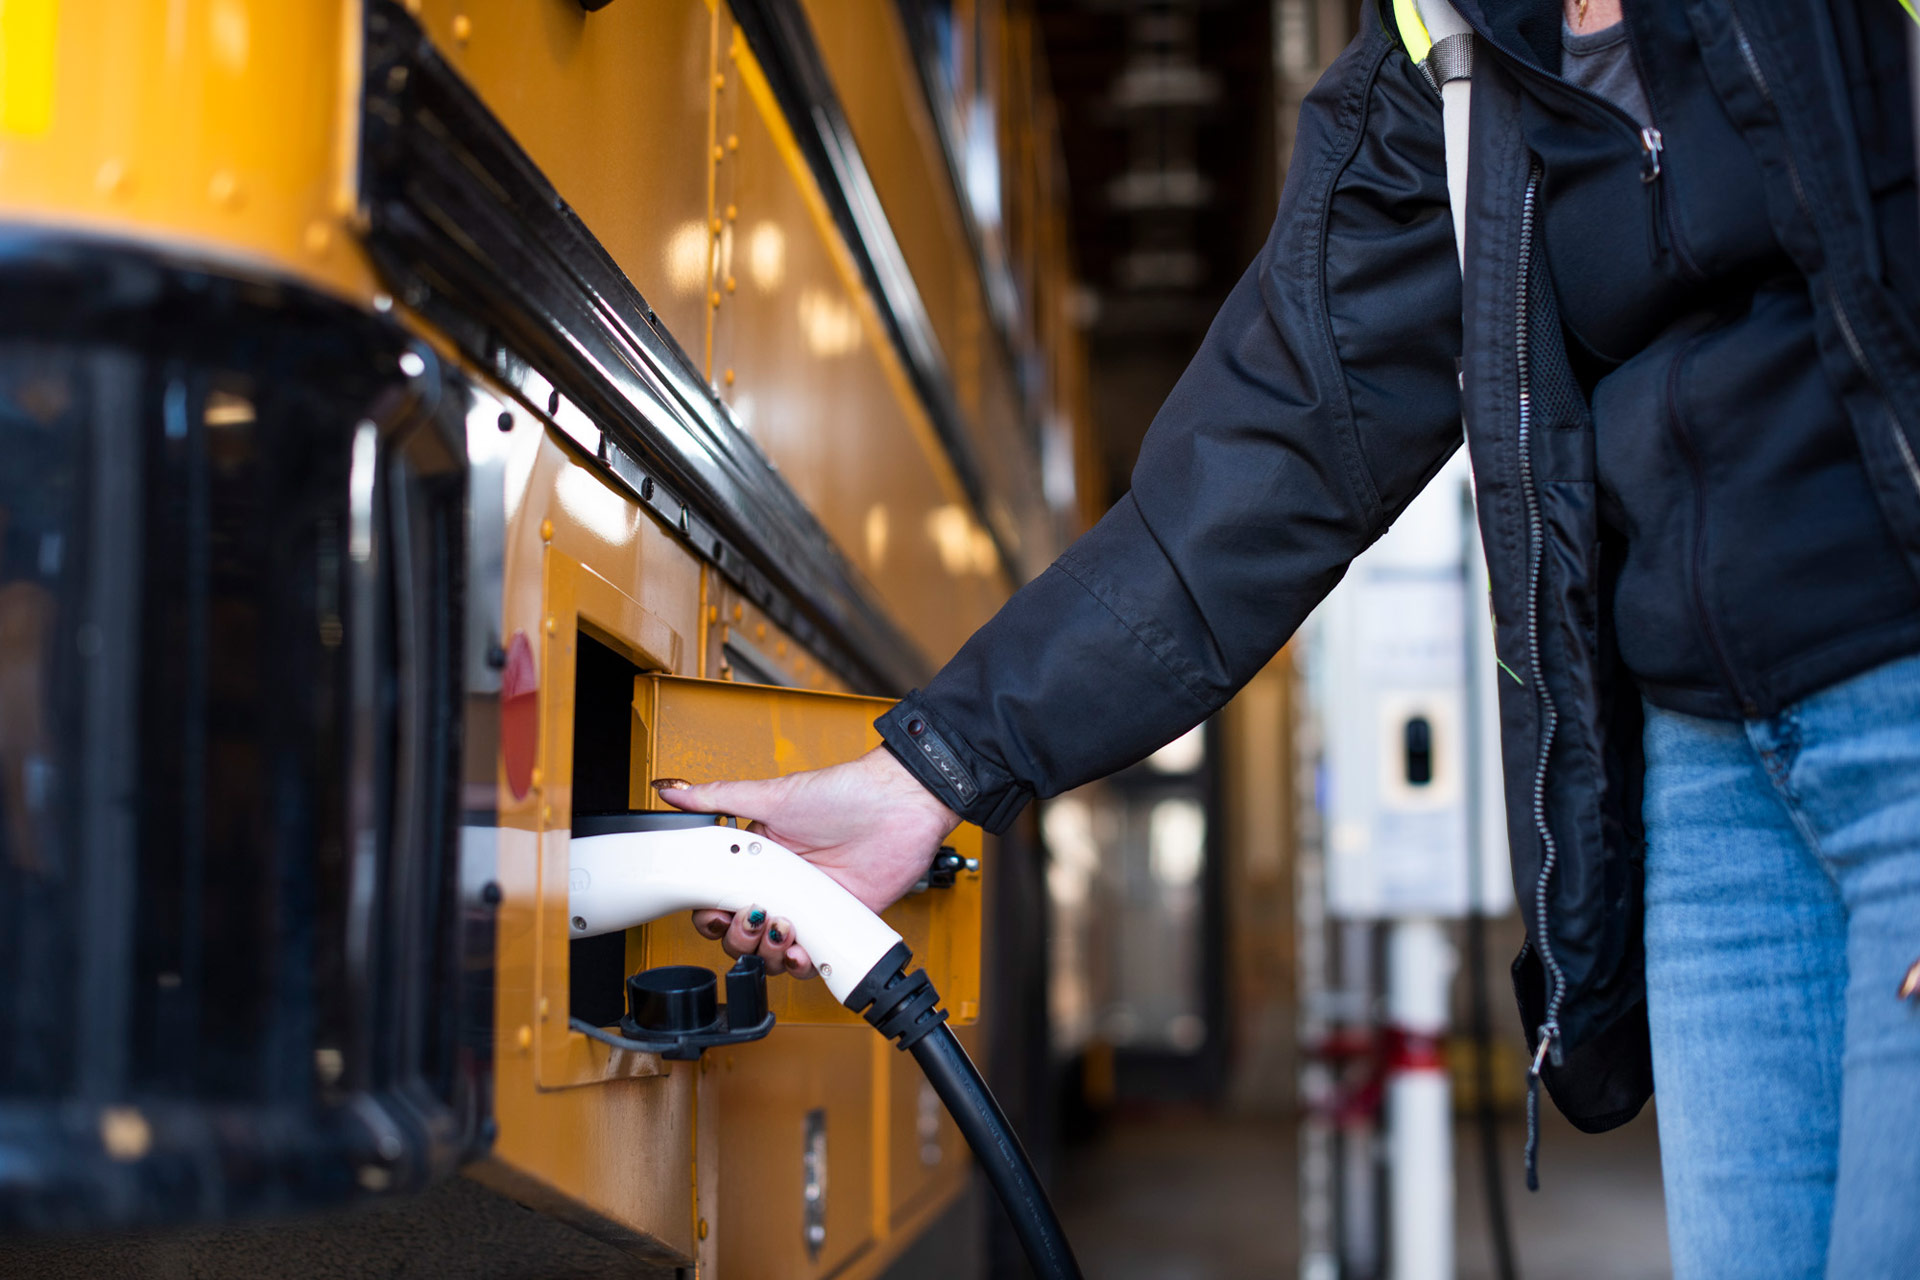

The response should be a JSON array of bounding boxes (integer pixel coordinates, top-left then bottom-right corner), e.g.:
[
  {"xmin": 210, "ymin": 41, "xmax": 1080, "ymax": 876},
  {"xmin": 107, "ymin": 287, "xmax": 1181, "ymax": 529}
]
[{"xmin": 874, "ymin": 694, "xmax": 1031, "ymax": 835}]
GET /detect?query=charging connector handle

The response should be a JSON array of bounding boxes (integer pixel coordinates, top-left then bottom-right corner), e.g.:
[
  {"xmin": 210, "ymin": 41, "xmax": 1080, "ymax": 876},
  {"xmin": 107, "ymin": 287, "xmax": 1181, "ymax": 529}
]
[{"xmin": 568, "ymin": 825, "xmax": 903, "ymax": 1005}]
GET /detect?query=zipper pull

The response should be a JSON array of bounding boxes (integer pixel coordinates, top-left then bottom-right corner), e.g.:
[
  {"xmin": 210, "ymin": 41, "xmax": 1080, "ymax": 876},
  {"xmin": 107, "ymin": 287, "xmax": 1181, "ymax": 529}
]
[
  {"xmin": 1531, "ymin": 1019, "xmax": 1562, "ymax": 1071},
  {"xmin": 1639, "ymin": 126, "xmax": 1664, "ymax": 184},
  {"xmin": 1523, "ymin": 1023, "xmax": 1556, "ymax": 1193}
]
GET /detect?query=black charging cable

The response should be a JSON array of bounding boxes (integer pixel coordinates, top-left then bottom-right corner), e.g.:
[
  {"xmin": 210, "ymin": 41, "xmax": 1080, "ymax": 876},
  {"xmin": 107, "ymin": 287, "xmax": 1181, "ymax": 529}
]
[{"xmin": 845, "ymin": 943, "xmax": 1083, "ymax": 1280}]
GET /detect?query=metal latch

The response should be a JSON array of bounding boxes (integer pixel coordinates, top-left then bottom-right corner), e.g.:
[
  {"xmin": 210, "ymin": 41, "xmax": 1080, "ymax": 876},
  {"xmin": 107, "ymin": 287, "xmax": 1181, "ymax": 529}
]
[{"xmin": 909, "ymin": 846, "xmax": 979, "ymax": 895}]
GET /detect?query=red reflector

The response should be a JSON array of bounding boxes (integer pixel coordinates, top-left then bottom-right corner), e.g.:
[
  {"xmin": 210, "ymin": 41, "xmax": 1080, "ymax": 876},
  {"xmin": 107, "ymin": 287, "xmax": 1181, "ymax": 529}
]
[{"xmin": 501, "ymin": 630, "xmax": 538, "ymax": 800}]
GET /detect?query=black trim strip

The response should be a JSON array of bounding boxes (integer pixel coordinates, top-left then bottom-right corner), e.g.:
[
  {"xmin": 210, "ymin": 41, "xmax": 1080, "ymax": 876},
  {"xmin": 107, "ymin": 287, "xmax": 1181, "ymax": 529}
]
[
  {"xmin": 360, "ymin": 1, "xmax": 931, "ymax": 696},
  {"xmin": 727, "ymin": 0, "xmax": 1031, "ymax": 582}
]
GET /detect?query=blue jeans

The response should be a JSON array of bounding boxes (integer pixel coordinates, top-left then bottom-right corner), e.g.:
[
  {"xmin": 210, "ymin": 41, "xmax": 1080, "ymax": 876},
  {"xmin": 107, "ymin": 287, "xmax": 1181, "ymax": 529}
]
[{"xmin": 1643, "ymin": 652, "xmax": 1920, "ymax": 1280}]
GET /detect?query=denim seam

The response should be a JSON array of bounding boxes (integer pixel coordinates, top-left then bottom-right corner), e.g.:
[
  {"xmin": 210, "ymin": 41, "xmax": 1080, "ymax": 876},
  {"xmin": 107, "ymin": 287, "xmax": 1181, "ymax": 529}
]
[{"xmin": 1746, "ymin": 712, "xmax": 1830, "ymax": 870}]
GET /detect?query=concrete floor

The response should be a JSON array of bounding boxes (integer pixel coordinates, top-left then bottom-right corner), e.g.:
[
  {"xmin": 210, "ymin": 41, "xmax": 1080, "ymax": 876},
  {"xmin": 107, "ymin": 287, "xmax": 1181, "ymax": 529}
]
[
  {"xmin": 1054, "ymin": 1103, "xmax": 1669, "ymax": 1280},
  {"xmin": 1056, "ymin": 1110, "xmax": 1298, "ymax": 1280},
  {"xmin": 1458, "ymin": 1105, "xmax": 1669, "ymax": 1280}
]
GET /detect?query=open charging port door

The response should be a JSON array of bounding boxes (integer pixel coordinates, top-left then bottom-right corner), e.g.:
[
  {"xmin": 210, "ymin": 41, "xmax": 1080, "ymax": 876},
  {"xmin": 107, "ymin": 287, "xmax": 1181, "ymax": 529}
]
[
  {"xmin": 630, "ymin": 676, "xmax": 983, "ymax": 1023},
  {"xmin": 531, "ymin": 585, "xmax": 981, "ymax": 1091},
  {"xmin": 519, "ymin": 549, "xmax": 988, "ymax": 1269}
]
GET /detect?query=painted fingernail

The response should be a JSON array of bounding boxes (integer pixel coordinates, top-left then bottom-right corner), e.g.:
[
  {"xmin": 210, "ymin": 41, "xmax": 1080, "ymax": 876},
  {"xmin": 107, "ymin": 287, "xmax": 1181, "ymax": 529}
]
[
  {"xmin": 745, "ymin": 908, "xmax": 766, "ymax": 931},
  {"xmin": 767, "ymin": 925, "xmax": 784, "ymax": 944},
  {"xmin": 651, "ymin": 777, "xmax": 694, "ymax": 791}
]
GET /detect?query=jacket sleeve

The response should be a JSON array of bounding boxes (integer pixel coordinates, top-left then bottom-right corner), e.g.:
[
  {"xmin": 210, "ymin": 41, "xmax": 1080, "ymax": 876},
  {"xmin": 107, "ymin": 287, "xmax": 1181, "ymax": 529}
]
[{"xmin": 877, "ymin": 8, "xmax": 1465, "ymax": 833}]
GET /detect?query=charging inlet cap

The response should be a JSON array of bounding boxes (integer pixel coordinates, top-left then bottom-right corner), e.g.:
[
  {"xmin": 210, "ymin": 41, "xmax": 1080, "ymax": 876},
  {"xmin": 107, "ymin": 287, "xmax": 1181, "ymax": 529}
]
[{"xmin": 567, "ymin": 823, "xmax": 904, "ymax": 1005}]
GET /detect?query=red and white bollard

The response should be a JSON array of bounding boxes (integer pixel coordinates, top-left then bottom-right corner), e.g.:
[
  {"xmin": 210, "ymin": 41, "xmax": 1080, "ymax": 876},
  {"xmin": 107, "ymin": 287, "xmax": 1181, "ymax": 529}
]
[{"xmin": 1386, "ymin": 918, "xmax": 1456, "ymax": 1280}]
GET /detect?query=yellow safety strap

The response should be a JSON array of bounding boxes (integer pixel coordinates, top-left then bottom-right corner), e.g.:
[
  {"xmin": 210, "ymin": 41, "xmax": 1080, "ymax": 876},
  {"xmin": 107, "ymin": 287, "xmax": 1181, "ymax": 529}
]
[{"xmin": 1393, "ymin": 0, "xmax": 1434, "ymax": 63}]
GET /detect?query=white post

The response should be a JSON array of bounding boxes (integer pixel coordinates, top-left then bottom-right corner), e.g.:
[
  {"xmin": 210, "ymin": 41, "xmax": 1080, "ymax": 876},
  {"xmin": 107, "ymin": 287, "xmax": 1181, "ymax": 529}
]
[{"xmin": 1386, "ymin": 918, "xmax": 1456, "ymax": 1280}]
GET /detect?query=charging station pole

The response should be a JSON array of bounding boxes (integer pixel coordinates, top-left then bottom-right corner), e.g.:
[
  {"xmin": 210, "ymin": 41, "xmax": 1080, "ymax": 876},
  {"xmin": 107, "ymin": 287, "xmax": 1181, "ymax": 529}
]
[{"xmin": 1303, "ymin": 453, "xmax": 1509, "ymax": 1280}]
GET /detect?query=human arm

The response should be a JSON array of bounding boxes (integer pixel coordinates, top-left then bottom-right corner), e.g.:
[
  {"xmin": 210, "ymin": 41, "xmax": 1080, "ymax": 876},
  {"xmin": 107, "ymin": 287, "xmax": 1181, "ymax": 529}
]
[
  {"xmin": 678, "ymin": 4, "xmax": 1465, "ymax": 970},
  {"xmin": 875, "ymin": 10, "xmax": 1468, "ymax": 832}
]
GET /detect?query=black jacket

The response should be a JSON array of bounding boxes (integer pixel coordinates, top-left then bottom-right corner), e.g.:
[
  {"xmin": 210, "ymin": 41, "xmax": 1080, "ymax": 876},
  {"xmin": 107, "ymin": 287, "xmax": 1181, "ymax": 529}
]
[{"xmin": 877, "ymin": 0, "xmax": 1920, "ymax": 1135}]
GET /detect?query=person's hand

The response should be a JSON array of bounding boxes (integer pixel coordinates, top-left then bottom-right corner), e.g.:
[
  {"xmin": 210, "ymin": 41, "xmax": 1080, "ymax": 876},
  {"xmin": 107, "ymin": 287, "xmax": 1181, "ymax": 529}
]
[{"xmin": 653, "ymin": 747, "xmax": 960, "ymax": 979}]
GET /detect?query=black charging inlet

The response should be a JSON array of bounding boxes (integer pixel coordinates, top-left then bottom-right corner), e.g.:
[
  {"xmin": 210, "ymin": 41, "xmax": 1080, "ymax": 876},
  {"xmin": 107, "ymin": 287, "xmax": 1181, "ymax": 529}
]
[
  {"xmin": 623, "ymin": 957, "xmax": 768, "ymax": 1045},
  {"xmin": 627, "ymin": 965, "xmax": 720, "ymax": 1036},
  {"xmin": 568, "ymin": 955, "xmax": 775, "ymax": 1061},
  {"xmin": 611, "ymin": 957, "xmax": 775, "ymax": 1060}
]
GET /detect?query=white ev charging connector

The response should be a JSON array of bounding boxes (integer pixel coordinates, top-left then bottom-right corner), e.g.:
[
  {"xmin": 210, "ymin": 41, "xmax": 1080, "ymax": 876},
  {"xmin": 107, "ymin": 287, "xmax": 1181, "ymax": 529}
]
[
  {"xmin": 563, "ymin": 815, "xmax": 1083, "ymax": 1280},
  {"xmin": 569, "ymin": 822, "xmax": 902, "ymax": 1004}
]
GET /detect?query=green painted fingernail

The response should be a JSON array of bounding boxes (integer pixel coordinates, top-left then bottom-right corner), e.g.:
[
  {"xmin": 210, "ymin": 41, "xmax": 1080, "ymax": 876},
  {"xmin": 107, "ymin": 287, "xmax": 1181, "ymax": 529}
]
[
  {"xmin": 746, "ymin": 908, "xmax": 766, "ymax": 929},
  {"xmin": 767, "ymin": 926, "xmax": 784, "ymax": 944}
]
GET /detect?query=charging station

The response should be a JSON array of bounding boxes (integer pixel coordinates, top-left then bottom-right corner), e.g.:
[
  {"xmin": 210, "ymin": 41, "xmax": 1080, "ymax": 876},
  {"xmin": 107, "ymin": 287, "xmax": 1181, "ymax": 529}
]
[{"xmin": 1301, "ymin": 453, "xmax": 1510, "ymax": 1280}]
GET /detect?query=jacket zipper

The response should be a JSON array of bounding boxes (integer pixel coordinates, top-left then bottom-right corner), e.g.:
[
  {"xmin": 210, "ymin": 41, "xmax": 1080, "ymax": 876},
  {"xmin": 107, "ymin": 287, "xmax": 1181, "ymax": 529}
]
[
  {"xmin": 1514, "ymin": 162, "xmax": 1566, "ymax": 1070},
  {"xmin": 1502, "ymin": 36, "xmax": 1701, "ymax": 281},
  {"xmin": 1724, "ymin": 0, "xmax": 1920, "ymax": 502},
  {"xmin": 1639, "ymin": 125, "xmax": 1678, "ymax": 271}
]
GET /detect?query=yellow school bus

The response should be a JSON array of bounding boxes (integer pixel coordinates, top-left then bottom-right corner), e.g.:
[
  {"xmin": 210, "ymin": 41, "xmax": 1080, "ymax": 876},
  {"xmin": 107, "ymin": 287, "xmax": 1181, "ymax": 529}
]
[{"xmin": 0, "ymin": 1, "xmax": 1094, "ymax": 1275}]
